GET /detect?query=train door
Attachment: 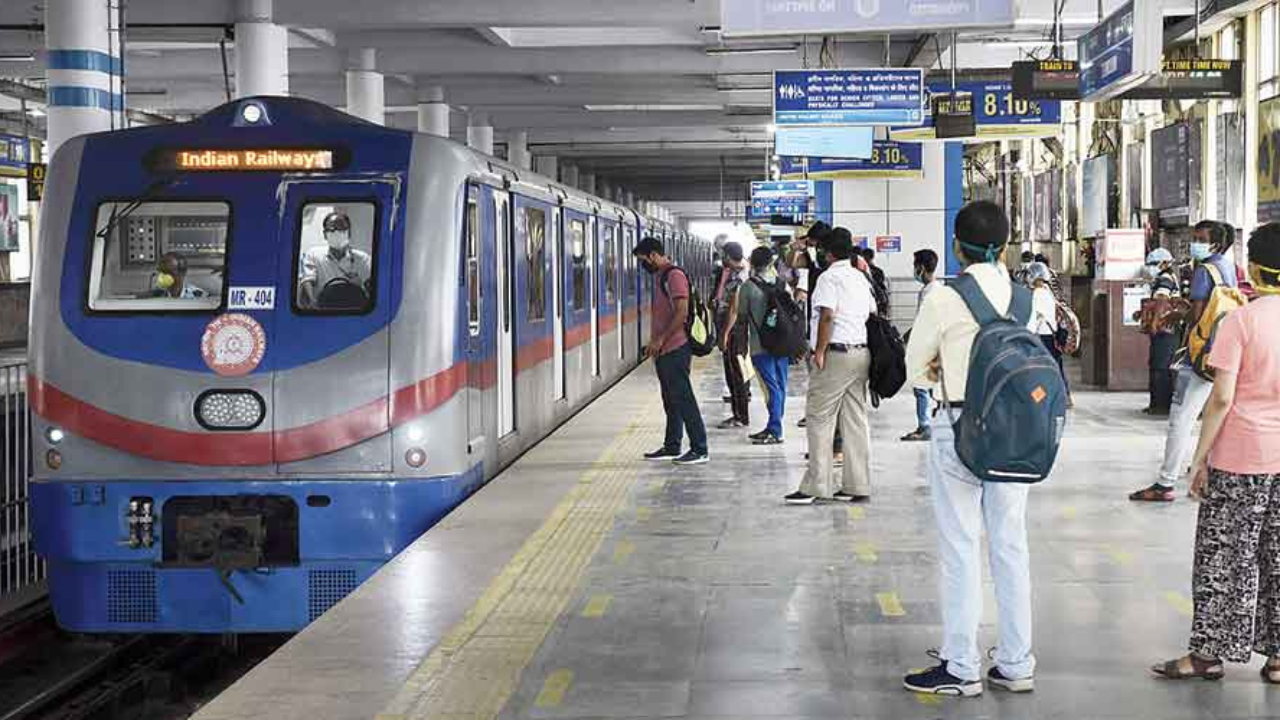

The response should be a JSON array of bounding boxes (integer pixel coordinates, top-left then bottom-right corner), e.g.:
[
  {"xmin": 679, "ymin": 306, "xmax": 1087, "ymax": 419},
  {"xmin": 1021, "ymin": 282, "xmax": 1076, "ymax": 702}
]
[
  {"xmin": 463, "ymin": 185, "xmax": 485, "ymax": 453},
  {"xmin": 552, "ymin": 207, "xmax": 566, "ymax": 400},
  {"xmin": 274, "ymin": 179, "xmax": 396, "ymax": 473},
  {"xmin": 610, "ymin": 220, "xmax": 623, "ymax": 360},
  {"xmin": 589, "ymin": 214, "xmax": 600, "ymax": 378},
  {"xmin": 494, "ymin": 190, "xmax": 516, "ymax": 438}
]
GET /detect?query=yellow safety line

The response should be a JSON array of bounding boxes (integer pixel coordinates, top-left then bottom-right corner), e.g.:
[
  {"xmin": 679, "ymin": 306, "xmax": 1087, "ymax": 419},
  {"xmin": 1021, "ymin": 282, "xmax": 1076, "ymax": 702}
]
[
  {"xmin": 636, "ymin": 506, "xmax": 653, "ymax": 522},
  {"xmin": 1061, "ymin": 506, "xmax": 1078, "ymax": 520},
  {"xmin": 1164, "ymin": 591, "xmax": 1194, "ymax": 618},
  {"xmin": 876, "ymin": 591, "xmax": 906, "ymax": 618},
  {"xmin": 612, "ymin": 540, "xmax": 636, "ymax": 564},
  {"xmin": 1104, "ymin": 546, "xmax": 1134, "ymax": 566},
  {"xmin": 376, "ymin": 395, "xmax": 661, "ymax": 720},
  {"xmin": 847, "ymin": 506, "xmax": 865, "ymax": 520},
  {"xmin": 581, "ymin": 594, "xmax": 613, "ymax": 619},
  {"xmin": 915, "ymin": 693, "xmax": 943, "ymax": 706},
  {"xmin": 853, "ymin": 541, "xmax": 878, "ymax": 564}
]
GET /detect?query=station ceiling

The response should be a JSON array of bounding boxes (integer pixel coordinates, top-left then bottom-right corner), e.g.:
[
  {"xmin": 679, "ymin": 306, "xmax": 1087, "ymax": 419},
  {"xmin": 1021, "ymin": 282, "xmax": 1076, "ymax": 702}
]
[{"xmin": 1, "ymin": 0, "xmax": 1147, "ymax": 205}]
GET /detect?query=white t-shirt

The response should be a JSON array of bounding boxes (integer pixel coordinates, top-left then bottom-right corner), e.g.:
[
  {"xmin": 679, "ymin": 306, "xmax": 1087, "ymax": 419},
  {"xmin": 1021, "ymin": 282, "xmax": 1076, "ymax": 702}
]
[
  {"xmin": 1028, "ymin": 286, "xmax": 1058, "ymax": 336},
  {"xmin": 810, "ymin": 259, "xmax": 874, "ymax": 347},
  {"xmin": 300, "ymin": 246, "xmax": 372, "ymax": 291}
]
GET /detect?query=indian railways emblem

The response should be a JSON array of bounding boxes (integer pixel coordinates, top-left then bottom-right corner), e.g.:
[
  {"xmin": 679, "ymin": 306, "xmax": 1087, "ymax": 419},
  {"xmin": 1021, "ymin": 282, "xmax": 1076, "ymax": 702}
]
[{"xmin": 201, "ymin": 313, "xmax": 267, "ymax": 377}]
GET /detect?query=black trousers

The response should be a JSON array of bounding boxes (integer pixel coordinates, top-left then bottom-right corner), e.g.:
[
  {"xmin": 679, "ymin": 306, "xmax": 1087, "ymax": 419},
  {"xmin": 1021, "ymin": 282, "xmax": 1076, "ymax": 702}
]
[
  {"xmin": 656, "ymin": 343, "xmax": 708, "ymax": 454},
  {"xmin": 1149, "ymin": 332, "xmax": 1179, "ymax": 412},
  {"xmin": 722, "ymin": 327, "xmax": 750, "ymax": 423}
]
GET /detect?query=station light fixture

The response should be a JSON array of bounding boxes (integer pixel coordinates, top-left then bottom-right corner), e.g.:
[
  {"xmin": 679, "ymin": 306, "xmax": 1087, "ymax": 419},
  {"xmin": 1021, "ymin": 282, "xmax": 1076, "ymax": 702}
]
[
  {"xmin": 0, "ymin": 54, "xmax": 36, "ymax": 62},
  {"xmin": 705, "ymin": 46, "xmax": 798, "ymax": 56},
  {"xmin": 585, "ymin": 104, "xmax": 724, "ymax": 112}
]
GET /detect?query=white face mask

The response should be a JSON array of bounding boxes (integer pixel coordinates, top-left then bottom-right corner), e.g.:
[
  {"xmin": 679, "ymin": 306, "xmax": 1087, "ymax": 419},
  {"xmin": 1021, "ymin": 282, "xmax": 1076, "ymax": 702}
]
[{"xmin": 325, "ymin": 230, "xmax": 351, "ymax": 251}]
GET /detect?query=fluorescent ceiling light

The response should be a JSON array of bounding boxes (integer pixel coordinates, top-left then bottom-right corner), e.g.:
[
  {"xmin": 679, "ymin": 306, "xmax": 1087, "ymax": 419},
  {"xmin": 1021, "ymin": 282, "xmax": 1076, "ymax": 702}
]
[
  {"xmin": 1015, "ymin": 16, "xmax": 1104, "ymax": 27},
  {"xmin": 0, "ymin": 54, "xmax": 35, "ymax": 62},
  {"xmin": 718, "ymin": 87, "xmax": 770, "ymax": 93},
  {"xmin": 27, "ymin": 107, "xmax": 45, "ymax": 117},
  {"xmin": 585, "ymin": 104, "xmax": 724, "ymax": 111},
  {"xmin": 706, "ymin": 46, "xmax": 797, "ymax": 56},
  {"xmin": 981, "ymin": 39, "xmax": 1058, "ymax": 49}
]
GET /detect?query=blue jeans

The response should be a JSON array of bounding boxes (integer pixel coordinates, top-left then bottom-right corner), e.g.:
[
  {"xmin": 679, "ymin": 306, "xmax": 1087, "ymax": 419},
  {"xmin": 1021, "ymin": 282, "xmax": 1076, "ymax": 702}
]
[
  {"xmin": 655, "ymin": 343, "xmax": 707, "ymax": 454},
  {"xmin": 914, "ymin": 387, "xmax": 931, "ymax": 431},
  {"xmin": 752, "ymin": 353, "xmax": 789, "ymax": 438}
]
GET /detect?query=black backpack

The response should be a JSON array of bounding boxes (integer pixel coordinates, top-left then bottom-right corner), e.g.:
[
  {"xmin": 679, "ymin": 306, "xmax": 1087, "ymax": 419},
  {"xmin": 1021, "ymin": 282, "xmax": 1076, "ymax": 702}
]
[
  {"xmin": 746, "ymin": 278, "xmax": 808, "ymax": 358},
  {"xmin": 659, "ymin": 267, "xmax": 716, "ymax": 357},
  {"xmin": 866, "ymin": 313, "xmax": 907, "ymax": 404}
]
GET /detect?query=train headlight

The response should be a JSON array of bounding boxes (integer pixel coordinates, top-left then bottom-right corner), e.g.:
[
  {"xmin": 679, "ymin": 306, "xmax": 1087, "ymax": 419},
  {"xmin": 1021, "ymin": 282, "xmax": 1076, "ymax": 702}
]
[
  {"xmin": 195, "ymin": 390, "xmax": 265, "ymax": 431},
  {"xmin": 45, "ymin": 426, "xmax": 65, "ymax": 444}
]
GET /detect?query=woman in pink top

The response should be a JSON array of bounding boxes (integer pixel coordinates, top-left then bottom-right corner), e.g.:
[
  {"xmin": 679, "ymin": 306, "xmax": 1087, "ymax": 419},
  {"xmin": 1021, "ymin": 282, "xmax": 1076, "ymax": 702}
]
[{"xmin": 1154, "ymin": 223, "xmax": 1280, "ymax": 682}]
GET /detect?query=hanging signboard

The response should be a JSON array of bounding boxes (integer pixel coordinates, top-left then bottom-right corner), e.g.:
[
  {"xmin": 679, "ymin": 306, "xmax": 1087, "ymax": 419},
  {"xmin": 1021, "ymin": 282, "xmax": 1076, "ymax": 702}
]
[
  {"xmin": 1017, "ymin": 59, "xmax": 1244, "ymax": 101},
  {"xmin": 0, "ymin": 183, "xmax": 18, "ymax": 252},
  {"xmin": 774, "ymin": 69, "xmax": 925, "ymax": 127},
  {"xmin": 26, "ymin": 162, "xmax": 46, "ymax": 202},
  {"xmin": 1258, "ymin": 97, "xmax": 1280, "ymax": 223},
  {"xmin": 748, "ymin": 179, "xmax": 813, "ymax": 224},
  {"xmin": 775, "ymin": 126, "xmax": 874, "ymax": 159},
  {"xmin": 1152, "ymin": 123, "xmax": 1192, "ymax": 211},
  {"xmin": 891, "ymin": 80, "xmax": 1062, "ymax": 141},
  {"xmin": 0, "ymin": 134, "xmax": 31, "ymax": 176},
  {"xmin": 778, "ymin": 141, "xmax": 924, "ymax": 180},
  {"xmin": 1012, "ymin": 60, "xmax": 1081, "ymax": 100},
  {"xmin": 1078, "ymin": 0, "xmax": 1163, "ymax": 102},
  {"xmin": 721, "ymin": 0, "xmax": 1015, "ymax": 37}
]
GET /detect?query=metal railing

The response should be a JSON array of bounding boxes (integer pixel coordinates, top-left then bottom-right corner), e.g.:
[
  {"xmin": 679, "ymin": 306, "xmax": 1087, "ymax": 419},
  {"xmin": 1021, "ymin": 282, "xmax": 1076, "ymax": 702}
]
[{"xmin": 1, "ymin": 360, "xmax": 43, "ymax": 612}]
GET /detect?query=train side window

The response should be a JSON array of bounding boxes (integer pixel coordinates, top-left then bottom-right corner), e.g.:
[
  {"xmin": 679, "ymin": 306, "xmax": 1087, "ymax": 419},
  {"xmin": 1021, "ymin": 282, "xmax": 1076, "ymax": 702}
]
[
  {"xmin": 568, "ymin": 218, "xmax": 587, "ymax": 310},
  {"xmin": 87, "ymin": 201, "xmax": 228, "ymax": 312},
  {"xmin": 295, "ymin": 201, "xmax": 377, "ymax": 314},
  {"xmin": 603, "ymin": 225, "xmax": 617, "ymax": 304},
  {"xmin": 465, "ymin": 197, "xmax": 481, "ymax": 335},
  {"xmin": 524, "ymin": 206, "xmax": 546, "ymax": 321}
]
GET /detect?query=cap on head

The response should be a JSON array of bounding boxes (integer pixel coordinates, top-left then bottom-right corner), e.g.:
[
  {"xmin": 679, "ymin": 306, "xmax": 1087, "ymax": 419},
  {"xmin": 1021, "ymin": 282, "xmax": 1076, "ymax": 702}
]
[
  {"xmin": 632, "ymin": 235, "xmax": 664, "ymax": 257},
  {"xmin": 1027, "ymin": 262, "xmax": 1052, "ymax": 283},
  {"xmin": 1145, "ymin": 248, "xmax": 1174, "ymax": 265},
  {"xmin": 723, "ymin": 241, "xmax": 744, "ymax": 262},
  {"xmin": 749, "ymin": 246, "xmax": 774, "ymax": 269},
  {"xmin": 323, "ymin": 211, "xmax": 351, "ymax": 232}
]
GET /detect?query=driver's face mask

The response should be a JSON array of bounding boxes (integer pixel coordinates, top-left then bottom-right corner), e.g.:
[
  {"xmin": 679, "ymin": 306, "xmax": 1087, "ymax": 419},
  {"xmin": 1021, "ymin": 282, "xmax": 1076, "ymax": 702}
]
[
  {"xmin": 155, "ymin": 272, "xmax": 176, "ymax": 290},
  {"xmin": 325, "ymin": 230, "xmax": 351, "ymax": 251}
]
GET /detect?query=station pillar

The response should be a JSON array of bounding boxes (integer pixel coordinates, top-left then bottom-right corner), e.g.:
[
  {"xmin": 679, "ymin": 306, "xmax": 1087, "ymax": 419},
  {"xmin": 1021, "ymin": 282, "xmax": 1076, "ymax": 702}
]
[
  {"xmin": 581, "ymin": 173, "xmax": 597, "ymax": 195},
  {"xmin": 234, "ymin": 0, "xmax": 289, "ymax": 98},
  {"xmin": 507, "ymin": 130, "xmax": 531, "ymax": 169},
  {"xmin": 535, "ymin": 156, "xmax": 559, "ymax": 180},
  {"xmin": 345, "ymin": 48, "xmax": 384, "ymax": 124},
  {"xmin": 467, "ymin": 113, "xmax": 494, "ymax": 155},
  {"xmin": 561, "ymin": 163, "xmax": 580, "ymax": 189},
  {"xmin": 416, "ymin": 85, "xmax": 450, "ymax": 137},
  {"xmin": 45, "ymin": 0, "xmax": 120, "ymax": 156}
]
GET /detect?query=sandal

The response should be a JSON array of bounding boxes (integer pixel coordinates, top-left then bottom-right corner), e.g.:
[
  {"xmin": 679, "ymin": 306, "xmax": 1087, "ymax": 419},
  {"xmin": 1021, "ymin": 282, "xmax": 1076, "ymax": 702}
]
[
  {"xmin": 1152, "ymin": 654, "xmax": 1224, "ymax": 681},
  {"xmin": 1261, "ymin": 658, "xmax": 1280, "ymax": 684}
]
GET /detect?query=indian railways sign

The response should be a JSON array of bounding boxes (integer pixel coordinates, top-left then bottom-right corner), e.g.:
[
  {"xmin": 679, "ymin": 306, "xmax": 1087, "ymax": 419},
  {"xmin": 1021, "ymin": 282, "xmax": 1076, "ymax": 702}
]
[
  {"xmin": 173, "ymin": 149, "xmax": 335, "ymax": 171},
  {"xmin": 722, "ymin": 0, "xmax": 1016, "ymax": 37},
  {"xmin": 774, "ymin": 69, "xmax": 925, "ymax": 127}
]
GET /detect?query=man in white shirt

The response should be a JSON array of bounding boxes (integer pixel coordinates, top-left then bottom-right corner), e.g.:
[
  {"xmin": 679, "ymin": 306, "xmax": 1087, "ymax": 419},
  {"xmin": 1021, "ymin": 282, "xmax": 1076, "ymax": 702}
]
[
  {"xmin": 298, "ymin": 211, "xmax": 373, "ymax": 309},
  {"xmin": 785, "ymin": 231, "xmax": 876, "ymax": 505},
  {"xmin": 902, "ymin": 249, "xmax": 941, "ymax": 442},
  {"xmin": 902, "ymin": 201, "xmax": 1035, "ymax": 697}
]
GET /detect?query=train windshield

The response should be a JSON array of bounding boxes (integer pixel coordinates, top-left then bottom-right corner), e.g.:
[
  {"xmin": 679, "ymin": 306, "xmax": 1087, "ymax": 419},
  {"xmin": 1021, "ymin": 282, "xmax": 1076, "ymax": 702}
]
[
  {"xmin": 294, "ymin": 201, "xmax": 377, "ymax": 313},
  {"xmin": 87, "ymin": 201, "xmax": 229, "ymax": 312}
]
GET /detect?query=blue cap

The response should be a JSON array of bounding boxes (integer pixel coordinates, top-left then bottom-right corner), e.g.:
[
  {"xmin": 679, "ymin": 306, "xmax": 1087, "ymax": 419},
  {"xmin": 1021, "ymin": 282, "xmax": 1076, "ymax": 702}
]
[{"xmin": 1145, "ymin": 248, "xmax": 1174, "ymax": 265}]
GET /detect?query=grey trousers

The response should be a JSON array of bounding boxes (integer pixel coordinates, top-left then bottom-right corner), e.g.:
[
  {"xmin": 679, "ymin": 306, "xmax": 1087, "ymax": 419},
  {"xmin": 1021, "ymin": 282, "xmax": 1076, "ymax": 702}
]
[{"xmin": 799, "ymin": 348, "xmax": 872, "ymax": 498}]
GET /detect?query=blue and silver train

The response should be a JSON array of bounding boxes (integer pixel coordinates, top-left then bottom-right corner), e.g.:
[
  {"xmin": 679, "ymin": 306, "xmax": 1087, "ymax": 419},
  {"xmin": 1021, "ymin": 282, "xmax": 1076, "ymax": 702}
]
[{"xmin": 28, "ymin": 97, "xmax": 713, "ymax": 633}]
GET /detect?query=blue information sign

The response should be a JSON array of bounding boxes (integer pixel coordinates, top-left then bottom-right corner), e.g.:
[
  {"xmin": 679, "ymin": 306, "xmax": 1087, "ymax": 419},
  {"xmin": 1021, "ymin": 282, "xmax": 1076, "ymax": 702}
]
[
  {"xmin": 0, "ymin": 134, "xmax": 31, "ymax": 172},
  {"xmin": 891, "ymin": 80, "xmax": 1062, "ymax": 140},
  {"xmin": 779, "ymin": 141, "xmax": 923, "ymax": 179},
  {"xmin": 775, "ymin": 126, "xmax": 874, "ymax": 159},
  {"xmin": 749, "ymin": 180, "xmax": 812, "ymax": 222},
  {"xmin": 774, "ymin": 69, "xmax": 925, "ymax": 127},
  {"xmin": 1079, "ymin": 2, "xmax": 1134, "ymax": 100},
  {"xmin": 722, "ymin": 0, "xmax": 1015, "ymax": 37}
]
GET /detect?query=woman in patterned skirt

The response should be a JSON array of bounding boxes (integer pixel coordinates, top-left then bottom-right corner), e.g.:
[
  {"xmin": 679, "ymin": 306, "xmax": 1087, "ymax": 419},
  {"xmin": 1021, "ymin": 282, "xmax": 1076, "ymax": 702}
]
[{"xmin": 1153, "ymin": 223, "xmax": 1280, "ymax": 682}]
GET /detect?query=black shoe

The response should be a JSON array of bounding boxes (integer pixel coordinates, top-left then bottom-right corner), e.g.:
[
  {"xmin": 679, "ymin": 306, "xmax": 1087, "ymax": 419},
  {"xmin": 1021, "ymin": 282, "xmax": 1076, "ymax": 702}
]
[
  {"xmin": 722, "ymin": 395, "xmax": 733, "ymax": 403},
  {"xmin": 784, "ymin": 491, "xmax": 815, "ymax": 505},
  {"xmin": 987, "ymin": 666, "xmax": 1034, "ymax": 693},
  {"xmin": 900, "ymin": 428, "xmax": 931, "ymax": 442},
  {"xmin": 644, "ymin": 447, "xmax": 681, "ymax": 461},
  {"xmin": 752, "ymin": 433, "xmax": 783, "ymax": 445},
  {"xmin": 797, "ymin": 417, "xmax": 808, "ymax": 428},
  {"xmin": 717, "ymin": 417, "xmax": 747, "ymax": 429},
  {"xmin": 832, "ymin": 491, "xmax": 869, "ymax": 503},
  {"xmin": 672, "ymin": 450, "xmax": 709, "ymax": 465},
  {"xmin": 748, "ymin": 429, "xmax": 770, "ymax": 440},
  {"xmin": 903, "ymin": 661, "xmax": 983, "ymax": 697}
]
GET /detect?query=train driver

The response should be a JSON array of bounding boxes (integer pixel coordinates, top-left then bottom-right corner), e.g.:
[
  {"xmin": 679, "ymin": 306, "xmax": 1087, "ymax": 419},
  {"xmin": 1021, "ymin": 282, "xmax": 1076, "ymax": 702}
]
[
  {"xmin": 298, "ymin": 210, "xmax": 373, "ymax": 308},
  {"xmin": 154, "ymin": 252, "xmax": 208, "ymax": 299}
]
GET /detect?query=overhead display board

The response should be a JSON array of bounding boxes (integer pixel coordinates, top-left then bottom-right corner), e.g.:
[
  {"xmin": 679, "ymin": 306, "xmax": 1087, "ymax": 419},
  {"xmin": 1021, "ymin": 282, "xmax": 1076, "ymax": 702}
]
[
  {"xmin": 0, "ymin": 134, "xmax": 31, "ymax": 176},
  {"xmin": 775, "ymin": 126, "xmax": 874, "ymax": 159},
  {"xmin": 1013, "ymin": 60, "xmax": 1082, "ymax": 100},
  {"xmin": 932, "ymin": 93, "xmax": 976, "ymax": 140},
  {"xmin": 891, "ymin": 80, "xmax": 1062, "ymax": 141},
  {"xmin": 1151, "ymin": 123, "xmax": 1191, "ymax": 211},
  {"xmin": 778, "ymin": 142, "xmax": 924, "ymax": 180},
  {"xmin": 1018, "ymin": 59, "xmax": 1243, "ymax": 100},
  {"xmin": 1078, "ymin": 1, "xmax": 1163, "ymax": 102},
  {"xmin": 748, "ymin": 180, "xmax": 813, "ymax": 223},
  {"xmin": 1258, "ymin": 97, "xmax": 1280, "ymax": 223},
  {"xmin": 721, "ymin": 0, "xmax": 1015, "ymax": 37},
  {"xmin": 774, "ymin": 69, "xmax": 925, "ymax": 127}
]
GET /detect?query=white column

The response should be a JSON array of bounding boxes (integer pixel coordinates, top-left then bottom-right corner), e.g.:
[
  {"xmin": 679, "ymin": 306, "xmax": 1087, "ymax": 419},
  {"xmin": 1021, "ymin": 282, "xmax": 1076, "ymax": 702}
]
[
  {"xmin": 561, "ymin": 163, "xmax": 579, "ymax": 188},
  {"xmin": 598, "ymin": 179, "xmax": 612, "ymax": 201},
  {"xmin": 235, "ymin": 0, "xmax": 289, "ymax": 98},
  {"xmin": 416, "ymin": 85, "xmax": 450, "ymax": 137},
  {"xmin": 581, "ymin": 173, "xmax": 596, "ymax": 195},
  {"xmin": 45, "ymin": 0, "xmax": 119, "ymax": 156},
  {"xmin": 1244, "ymin": 10, "xmax": 1261, "ymax": 244},
  {"xmin": 507, "ymin": 130, "xmax": 531, "ymax": 169},
  {"xmin": 345, "ymin": 48, "xmax": 384, "ymax": 124},
  {"xmin": 626, "ymin": 191, "xmax": 635, "ymax": 209},
  {"xmin": 535, "ymin": 155, "xmax": 558, "ymax": 179},
  {"xmin": 467, "ymin": 112, "xmax": 494, "ymax": 155}
]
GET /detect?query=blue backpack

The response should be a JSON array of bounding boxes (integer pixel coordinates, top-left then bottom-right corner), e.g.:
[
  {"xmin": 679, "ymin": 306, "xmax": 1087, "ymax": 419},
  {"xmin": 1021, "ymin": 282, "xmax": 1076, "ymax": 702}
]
[{"xmin": 942, "ymin": 274, "xmax": 1068, "ymax": 484}]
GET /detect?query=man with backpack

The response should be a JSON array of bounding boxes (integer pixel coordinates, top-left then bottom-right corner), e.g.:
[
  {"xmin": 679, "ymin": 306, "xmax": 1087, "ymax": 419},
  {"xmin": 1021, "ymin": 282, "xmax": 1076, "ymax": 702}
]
[
  {"xmin": 1129, "ymin": 221, "xmax": 1244, "ymax": 502},
  {"xmin": 903, "ymin": 201, "xmax": 1067, "ymax": 697},
  {"xmin": 633, "ymin": 236, "xmax": 709, "ymax": 466},
  {"xmin": 784, "ymin": 231, "xmax": 876, "ymax": 505},
  {"xmin": 862, "ymin": 246, "xmax": 892, "ymax": 316}
]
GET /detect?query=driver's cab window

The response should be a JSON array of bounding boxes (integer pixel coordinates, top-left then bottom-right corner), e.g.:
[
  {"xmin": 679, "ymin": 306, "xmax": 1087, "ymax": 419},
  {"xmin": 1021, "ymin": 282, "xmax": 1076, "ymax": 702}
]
[{"xmin": 295, "ymin": 201, "xmax": 376, "ymax": 313}]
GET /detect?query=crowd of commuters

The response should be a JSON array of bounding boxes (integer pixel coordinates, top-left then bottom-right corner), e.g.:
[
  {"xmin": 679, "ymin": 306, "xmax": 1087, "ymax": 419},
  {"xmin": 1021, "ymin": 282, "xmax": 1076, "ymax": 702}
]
[{"xmin": 631, "ymin": 205, "xmax": 1280, "ymax": 695}]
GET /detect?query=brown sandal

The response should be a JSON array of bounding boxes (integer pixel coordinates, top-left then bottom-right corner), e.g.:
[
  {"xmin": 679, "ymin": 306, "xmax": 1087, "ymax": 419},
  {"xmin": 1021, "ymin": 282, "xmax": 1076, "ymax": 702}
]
[
  {"xmin": 1261, "ymin": 658, "xmax": 1280, "ymax": 684},
  {"xmin": 1152, "ymin": 654, "xmax": 1224, "ymax": 681}
]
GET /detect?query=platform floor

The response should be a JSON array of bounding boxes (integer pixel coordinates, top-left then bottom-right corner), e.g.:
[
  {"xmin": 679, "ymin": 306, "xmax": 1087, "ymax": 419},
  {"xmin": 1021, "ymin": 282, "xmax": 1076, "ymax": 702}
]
[{"xmin": 194, "ymin": 358, "xmax": 1276, "ymax": 720}]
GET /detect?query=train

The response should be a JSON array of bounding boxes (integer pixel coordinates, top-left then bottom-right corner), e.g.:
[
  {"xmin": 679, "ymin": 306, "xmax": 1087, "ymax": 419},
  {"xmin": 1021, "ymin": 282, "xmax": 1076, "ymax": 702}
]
[{"xmin": 27, "ymin": 96, "xmax": 714, "ymax": 633}]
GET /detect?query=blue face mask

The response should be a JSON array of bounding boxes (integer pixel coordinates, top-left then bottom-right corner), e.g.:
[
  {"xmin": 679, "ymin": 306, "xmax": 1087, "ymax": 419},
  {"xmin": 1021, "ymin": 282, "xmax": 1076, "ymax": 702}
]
[
  {"xmin": 1190, "ymin": 242, "xmax": 1212, "ymax": 261},
  {"xmin": 914, "ymin": 268, "xmax": 926, "ymax": 284}
]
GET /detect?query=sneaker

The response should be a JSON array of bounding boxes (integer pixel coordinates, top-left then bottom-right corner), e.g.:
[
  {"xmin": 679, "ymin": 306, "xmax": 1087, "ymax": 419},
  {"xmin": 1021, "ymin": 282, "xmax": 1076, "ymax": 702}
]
[
  {"xmin": 1129, "ymin": 483, "xmax": 1176, "ymax": 502},
  {"xmin": 987, "ymin": 666, "xmax": 1034, "ymax": 693},
  {"xmin": 832, "ymin": 491, "xmax": 869, "ymax": 503},
  {"xmin": 644, "ymin": 447, "xmax": 681, "ymax": 461},
  {"xmin": 900, "ymin": 428, "xmax": 931, "ymax": 442},
  {"xmin": 752, "ymin": 433, "xmax": 783, "ymax": 445},
  {"xmin": 784, "ymin": 491, "xmax": 815, "ymax": 505},
  {"xmin": 672, "ymin": 450, "xmax": 709, "ymax": 465},
  {"xmin": 748, "ymin": 429, "xmax": 771, "ymax": 441},
  {"xmin": 717, "ymin": 418, "xmax": 747, "ymax": 429},
  {"xmin": 903, "ymin": 661, "xmax": 983, "ymax": 697},
  {"xmin": 797, "ymin": 417, "xmax": 807, "ymax": 428}
]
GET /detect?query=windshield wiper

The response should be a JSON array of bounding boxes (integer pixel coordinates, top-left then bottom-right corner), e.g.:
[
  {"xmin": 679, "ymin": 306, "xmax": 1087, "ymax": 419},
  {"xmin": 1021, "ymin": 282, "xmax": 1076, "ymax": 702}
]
[{"xmin": 96, "ymin": 178, "xmax": 180, "ymax": 240}]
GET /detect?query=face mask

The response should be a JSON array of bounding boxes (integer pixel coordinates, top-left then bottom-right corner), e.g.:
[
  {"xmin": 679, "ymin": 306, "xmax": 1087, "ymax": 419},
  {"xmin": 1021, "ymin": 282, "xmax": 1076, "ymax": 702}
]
[
  {"xmin": 914, "ymin": 269, "xmax": 926, "ymax": 284},
  {"xmin": 326, "ymin": 230, "xmax": 351, "ymax": 251},
  {"xmin": 1190, "ymin": 242, "xmax": 1212, "ymax": 261},
  {"xmin": 1020, "ymin": 262, "xmax": 1032, "ymax": 271},
  {"xmin": 155, "ymin": 272, "xmax": 176, "ymax": 290}
]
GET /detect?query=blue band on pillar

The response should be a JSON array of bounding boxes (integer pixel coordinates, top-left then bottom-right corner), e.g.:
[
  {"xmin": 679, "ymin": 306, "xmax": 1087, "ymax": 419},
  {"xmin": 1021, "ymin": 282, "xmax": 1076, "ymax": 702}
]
[
  {"xmin": 47, "ymin": 49, "xmax": 123, "ymax": 75},
  {"xmin": 47, "ymin": 86, "xmax": 123, "ymax": 111}
]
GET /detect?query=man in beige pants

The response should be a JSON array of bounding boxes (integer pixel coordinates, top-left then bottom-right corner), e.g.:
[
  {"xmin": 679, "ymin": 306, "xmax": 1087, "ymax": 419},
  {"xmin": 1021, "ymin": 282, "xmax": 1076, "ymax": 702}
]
[{"xmin": 786, "ymin": 230, "xmax": 876, "ymax": 504}]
